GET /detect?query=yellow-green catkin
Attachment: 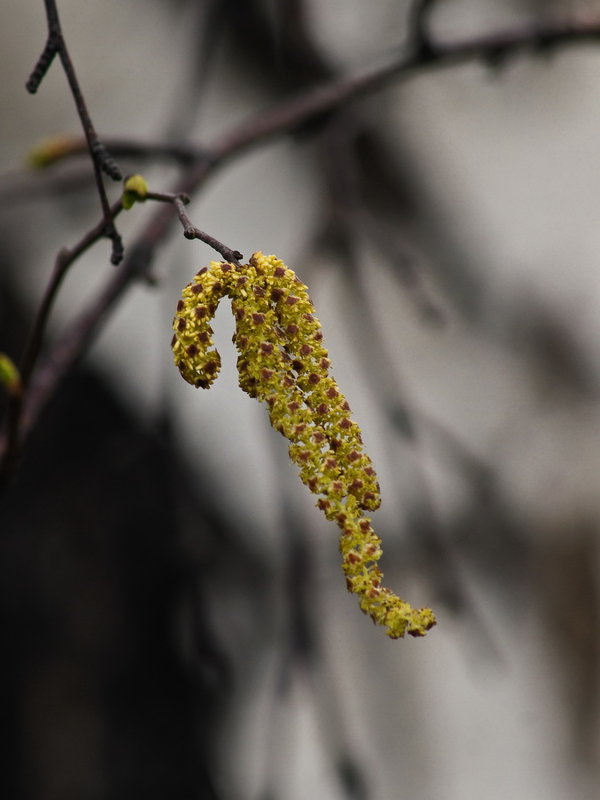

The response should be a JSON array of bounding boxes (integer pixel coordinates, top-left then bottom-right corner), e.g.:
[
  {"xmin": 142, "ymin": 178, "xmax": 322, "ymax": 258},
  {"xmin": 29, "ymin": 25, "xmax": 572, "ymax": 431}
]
[
  {"xmin": 27, "ymin": 135, "xmax": 78, "ymax": 169},
  {"xmin": 172, "ymin": 252, "xmax": 436, "ymax": 638},
  {"xmin": 0, "ymin": 353, "xmax": 22, "ymax": 396}
]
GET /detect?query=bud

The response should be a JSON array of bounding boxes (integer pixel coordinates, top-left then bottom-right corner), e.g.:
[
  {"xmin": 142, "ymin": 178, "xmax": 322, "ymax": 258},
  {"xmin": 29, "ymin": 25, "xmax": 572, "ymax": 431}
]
[
  {"xmin": 27, "ymin": 135, "xmax": 78, "ymax": 169},
  {"xmin": 0, "ymin": 353, "xmax": 22, "ymax": 395},
  {"xmin": 121, "ymin": 174, "xmax": 149, "ymax": 209}
]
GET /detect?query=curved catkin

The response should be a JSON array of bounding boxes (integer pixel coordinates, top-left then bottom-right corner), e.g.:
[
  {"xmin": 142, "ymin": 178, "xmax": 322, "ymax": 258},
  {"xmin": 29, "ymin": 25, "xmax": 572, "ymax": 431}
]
[{"xmin": 172, "ymin": 252, "xmax": 436, "ymax": 639}]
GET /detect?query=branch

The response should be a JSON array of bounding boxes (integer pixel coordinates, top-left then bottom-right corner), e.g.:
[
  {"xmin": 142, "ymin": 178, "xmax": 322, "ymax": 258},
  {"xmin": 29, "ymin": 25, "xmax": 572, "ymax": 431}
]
[
  {"xmin": 26, "ymin": 0, "xmax": 123, "ymax": 264},
  {"xmin": 409, "ymin": 0, "xmax": 438, "ymax": 61},
  {"xmin": 20, "ymin": 199, "xmax": 125, "ymax": 388},
  {"xmin": 213, "ymin": 14, "xmax": 600, "ymax": 155},
  {"xmin": 170, "ymin": 195, "xmax": 244, "ymax": 265},
  {"xmin": 131, "ymin": 185, "xmax": 244, "ymax": 264},
  {"xmin": 0, "ymin": 198, "xmax": 125, "ymax": 486}
]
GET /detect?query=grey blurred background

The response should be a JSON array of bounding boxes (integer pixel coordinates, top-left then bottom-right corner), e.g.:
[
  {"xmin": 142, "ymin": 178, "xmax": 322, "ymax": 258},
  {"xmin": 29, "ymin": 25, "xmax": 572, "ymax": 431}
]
[{"xmin": 1, "ymin": 1, "xmax": 599, "ymax": 799}]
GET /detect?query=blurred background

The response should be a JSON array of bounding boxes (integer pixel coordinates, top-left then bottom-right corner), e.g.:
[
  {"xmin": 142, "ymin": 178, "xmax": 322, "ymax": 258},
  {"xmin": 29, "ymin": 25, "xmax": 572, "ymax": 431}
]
[{"xmin": 1, "ymin": 1, "xmax": 600, "ymax": 798}]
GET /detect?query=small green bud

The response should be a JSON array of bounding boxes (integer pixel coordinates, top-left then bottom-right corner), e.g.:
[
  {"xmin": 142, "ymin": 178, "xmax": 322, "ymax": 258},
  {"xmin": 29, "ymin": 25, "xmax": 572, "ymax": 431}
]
[
  {"xmin": 27, "ymin": 135, "xmax": 78, "ymax": 169},
  {"xmin": 0, "ymin": 353, "xmax": 22, "ymax": 395},
  {"xmin": 122, "ymin": 174, "xmax": 149, "ymax": 209}
]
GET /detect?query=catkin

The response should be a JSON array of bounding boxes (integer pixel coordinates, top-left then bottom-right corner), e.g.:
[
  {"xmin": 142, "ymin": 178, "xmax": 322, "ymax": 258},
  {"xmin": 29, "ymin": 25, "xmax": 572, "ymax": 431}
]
[{"xmin": 172, "ymin": 252, "xmax": 436, "ymax": 638}]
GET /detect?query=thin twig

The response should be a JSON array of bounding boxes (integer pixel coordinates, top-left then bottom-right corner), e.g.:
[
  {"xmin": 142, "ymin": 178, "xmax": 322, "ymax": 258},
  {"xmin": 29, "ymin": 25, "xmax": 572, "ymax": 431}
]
[
  {"xmin": 0, "ymin": 199, "xmax": 124, "ymax": 486},
  {"xmin": 144, "ymin": 190, "xmax": 244, "ymax": 264},
  {"xmin": 172, "ymin": 196, "xmax": 244, "ymax": 265},
  {"xmin": 26, "ymin": 0, "xmax": 123, "ymax": 264},
  {"xmin": 20, "ymin": 199, "xmax": 125, "ymax": 388}
]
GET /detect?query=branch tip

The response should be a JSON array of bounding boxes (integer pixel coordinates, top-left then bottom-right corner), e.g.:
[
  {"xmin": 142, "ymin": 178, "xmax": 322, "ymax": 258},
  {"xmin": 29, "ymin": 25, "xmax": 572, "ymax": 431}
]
[
  {"xmin": 26, "ymin": 39, "xmax": 58, "ymax": 94},
  {"xmin": 91, "ymin": 140, "xmax": 122, "ymax": 181},
  {"xmin": 109, "ymin": 232, "xmax": 124, "ymax": 265}
]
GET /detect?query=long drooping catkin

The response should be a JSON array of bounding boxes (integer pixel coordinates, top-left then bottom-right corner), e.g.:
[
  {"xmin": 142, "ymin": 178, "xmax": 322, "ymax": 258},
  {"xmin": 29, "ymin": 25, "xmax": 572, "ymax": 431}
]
[{"xmin": 172, "ymin": 252, "xmax": 435, "ymax": 639}]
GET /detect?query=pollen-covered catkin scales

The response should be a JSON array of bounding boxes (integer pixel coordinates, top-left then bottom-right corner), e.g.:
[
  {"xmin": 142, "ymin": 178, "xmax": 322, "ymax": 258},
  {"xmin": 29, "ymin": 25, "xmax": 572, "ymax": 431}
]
[{"xmin": 172, "ymin": 252, "xmax": 436, "ymax": 638}]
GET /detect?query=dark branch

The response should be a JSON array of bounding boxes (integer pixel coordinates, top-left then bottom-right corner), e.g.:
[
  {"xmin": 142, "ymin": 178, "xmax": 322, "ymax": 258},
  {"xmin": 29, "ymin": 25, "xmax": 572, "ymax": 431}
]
[
  {"xmin": 211, "ymin": 14, "xmax": 600, "ymax": 158},
  {"xmin": 20, "ymin": 199, "xmax": 125, "ymax": 389},
  {"xmin": 142, "ymin": 191, "xmax": 244, "ymax": 265},
  {"xmin": 26, "ymin": 38, "xmax": 58, "ymax": 93},
  {"xmin": 0, "ymin": 199, "xmax": 124, "ymax": 486},
  {"xmin": 26, "ymin": 0, "xmax": 123, "ymax": 264},
  {"xmin": 172, "ymin": 196, "xmax": 244, "ymax": 265}
]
